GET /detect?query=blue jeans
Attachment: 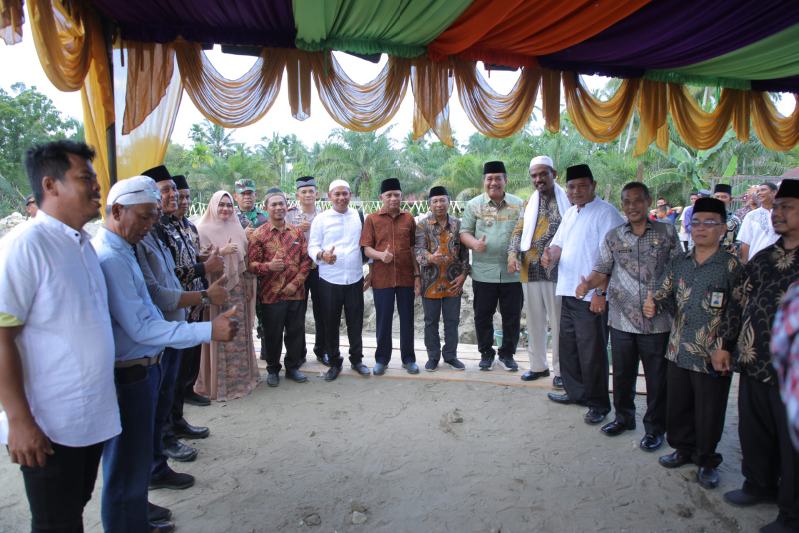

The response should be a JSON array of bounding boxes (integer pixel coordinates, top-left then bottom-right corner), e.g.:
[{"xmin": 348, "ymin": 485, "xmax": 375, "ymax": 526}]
[
  {"xmin": 152, "ymin": 347, "xmax": 182, "ymax": 477},
  {"xmin": 102, "ymin": 363, "xmax": 161, "ymax": 533},
  {"xmin": 373, "ymin": 286, "xmax": 416, "ymax": 365}
]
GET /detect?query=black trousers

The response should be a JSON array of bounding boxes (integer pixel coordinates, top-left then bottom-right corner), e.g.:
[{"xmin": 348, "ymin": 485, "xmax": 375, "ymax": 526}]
[
  {"xmin": 472, "ymin": 280, "xmax": 523, "ymax": 359},
  {"xmin": 258, "ymin": 300, "xmax": 305, "ymax": 374},
  {"xmin": 21, "ymin": 441, "xmax": 104, "ymax": 533},
  {"xmin": 171, "ymin": 342, "xmax": 201, "ymax": 423},
  {"xmin": 559, "ymin": 296, "xmax": 610, "ymax": 412},
  {"xmin": 739, "ymin": 374, "xmax": 799, "ymax": 528},
  {"xmin": 666, "ymin": 361, "xmax": 731, "ymax": 468},
  {"xmin": 610, "ymin": 328, "xmax": 668, "ymax": 435},
  {"xmin": 318, "ymin": 277, "xmax": 364, "ymax": 368},
  {"xmin": 373, "ymin": 286, "xmax": 416, "ymax": 365},
  {"xmin": 303, "ymin": 268, "xmax": 326, "ymax": 359}
]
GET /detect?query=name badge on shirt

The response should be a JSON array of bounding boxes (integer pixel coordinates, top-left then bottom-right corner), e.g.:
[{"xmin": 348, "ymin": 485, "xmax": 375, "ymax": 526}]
[
  {"xmin": 617, "ymin": 248, "xmax": 632, "ymax": 254},
  {"xmin": 710, "ymin": 291, "xmax": 725, "ymax": 309}
]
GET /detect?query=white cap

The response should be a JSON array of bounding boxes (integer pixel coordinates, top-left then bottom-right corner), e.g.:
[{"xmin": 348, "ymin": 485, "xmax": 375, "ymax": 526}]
[
  {"xmin": 328, "ymin": 179, "xmax": 351, "ymax": 192},
  {"xmin": 529, "ymin": 155, "xmax": 554, "ymax": 170},
  {"xmin": 106, "ymin": 175, "xmax": 160, "ymax": 207}
]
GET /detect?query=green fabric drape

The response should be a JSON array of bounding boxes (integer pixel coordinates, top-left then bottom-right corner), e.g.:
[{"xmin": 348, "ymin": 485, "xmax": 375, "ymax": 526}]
[
  {"xmin": 646, "ymin": 24, "xmax": 799, "ymax": 89},
  {"xmin": 292, "ymin": 0, "xmax": 472, "ymax": 58}
]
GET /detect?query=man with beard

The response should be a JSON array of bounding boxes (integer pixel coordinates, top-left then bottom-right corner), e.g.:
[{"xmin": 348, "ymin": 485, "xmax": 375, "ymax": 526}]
[
  {"xmin": 717, "ymin": 180, "xmax": 799, "ymax": 532},
  {"xmin": 508, "ymin": 155, "xmax": 570, "ymax": 386},
  {"xmin": 576, "ymin": 182, "xmax": 680, "ymax": 450}
]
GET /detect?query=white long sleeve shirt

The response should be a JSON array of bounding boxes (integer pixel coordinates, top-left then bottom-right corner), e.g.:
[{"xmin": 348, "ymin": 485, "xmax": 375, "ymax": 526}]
[
  {"xmin": 308, "ymin": 207, "xmax": 364, "ymax": 286},
  {"xmin": 550, "ymin": 196, "xmax": 624, "ymax": 300}
]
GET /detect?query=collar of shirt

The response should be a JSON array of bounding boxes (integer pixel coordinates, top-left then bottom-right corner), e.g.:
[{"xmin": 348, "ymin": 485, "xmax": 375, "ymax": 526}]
[
  {"xmin": 378, "ymin": 207, "xmax": 406, "ymax": 218},
  {"xmin": 482, "ymin": 193, "xmax": 508, "ymax": 209},
  {"xmin": 687, "ymin": 247, "xmax": 727, "ymax": 267},
  {"xmin": 35, "ymin": 209, "xmax": 89, "ymax": 245},
  {"xmin": 265, "ymin": 221, "xmax": 291, "ymax": 233},
  {"xmin": 424, "ymin": 212, "xmax": 453, "ymax": 230},
  {"xmin": 622, "ymin": 219, "xmax": 654, "ymax": 237}
]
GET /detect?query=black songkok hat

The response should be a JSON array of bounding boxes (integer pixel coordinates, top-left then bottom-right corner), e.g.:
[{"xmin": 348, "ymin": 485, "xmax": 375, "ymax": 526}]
[
  {"xmin": 428, "ymin": 186, "xmax": 448, "ymax": 199},
  {"xmin": 565, "ymin": 164, "xmax": 593, "ymax": 182},
  {"xmin": 693, "ymin": 197, "xmax": 726, "ymax": 219},
  {"xmin": 141, "ymin": 165, "xmax": 173, "ymax": 183},
  {"xmin": 172, "ymin": 175, "xmax": 189, "ymax": 190},
  {"xmin": 776, "ymin": 179, "xmax": 799, "ymax": 199},
  {"xmin": 296, "ymin": 176, "xmax": 317, "ymax": 189},
  {"xmin": 713, "ymin": 183, "xmax": 732, "ymax": 195},
  {"xmin": 483, "ymin": 161, "xmax": 506, "ymax": 174},
  {"xmin": 380, "ymin": 178, "xmax": 402, "ymax": 194}
]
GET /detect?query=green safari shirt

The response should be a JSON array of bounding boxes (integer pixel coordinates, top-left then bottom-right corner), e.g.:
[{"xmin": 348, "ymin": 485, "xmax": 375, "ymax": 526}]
[{"xmin": 460, "ymin": 192, "xmax": 523, "ymax": 283}]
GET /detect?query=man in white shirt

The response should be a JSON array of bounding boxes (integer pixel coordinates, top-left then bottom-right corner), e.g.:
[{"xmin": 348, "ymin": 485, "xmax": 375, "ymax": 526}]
[
  {"xmin": 738, "ymin": 181, "xmax": 779, "ymax": 262},
  {"xmin": 0, "ymin": 141, "xmax": 120, "ymax": 532},
  {"xmin": 308, "ymin": 179, "xmax": 372, "ymax": 381},
  {"xmin": 542, "ymin": 164, "xmax": 624, "ymax": 425}
]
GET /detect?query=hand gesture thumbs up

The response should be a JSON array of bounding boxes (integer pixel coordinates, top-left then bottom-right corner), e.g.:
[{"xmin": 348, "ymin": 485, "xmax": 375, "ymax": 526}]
[
  {"xmin": 643, "ymin": 290, "xmax": 656, "ymax": 319},
  {"xmin": 474, "ymin": 234, "xmax": 487, "ymax": 253},
  {"xmin": 212, "ymin": 305, "xmax": 239, "ymax": 341},
  {"xmin": 382, "ymin": 244, "xmax": 394, "ymax": 263}
]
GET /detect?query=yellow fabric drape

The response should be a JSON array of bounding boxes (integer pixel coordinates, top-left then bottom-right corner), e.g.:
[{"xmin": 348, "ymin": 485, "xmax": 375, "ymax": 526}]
[
  {"xmin": 27, "ymin": 0, "xmax": 114, "ymax": 205},
  {"xmin": 751, "ymin": 92, "xmax": 799, "ymax": 151},
  {"xmin": 410, "ymin": 58, "xmax": 453, "ymax": 145},
  {"xmin": 634, "ymin": 79, "xmax": 669, "ymax": 155},
  {"xmin": 0, "ymin": 0, "xmax": 23, "ymax": 45},
  {"xmin": 541, "ymin": 68, "xmax": 562, "ymax": 134},
  {"xmin": 668, "ymin": 84, "xmax": 749, "ymax": 149},
  {"xmin": 563, "ymin": 73, "xmax": 640, "ymax": 143},
  {"xmin": 122, "ymin": 42, "xmax": 176, "ymax": 134},
  {"xmin": 175, "ymin": 41, "xmax": 285, "ymax": 128},
  {"xmin": 454, "ymin": 61, "xmax": 541, "ymax": 138}
]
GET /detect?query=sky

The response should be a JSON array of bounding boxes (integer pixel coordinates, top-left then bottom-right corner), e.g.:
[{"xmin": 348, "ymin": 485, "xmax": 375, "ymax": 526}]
[{"xmin": 2, "ymin": 21, "xmax": 796, "ymax": 152}]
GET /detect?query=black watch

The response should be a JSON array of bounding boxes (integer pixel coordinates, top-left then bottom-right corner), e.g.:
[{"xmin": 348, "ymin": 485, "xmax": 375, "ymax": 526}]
[
  {"xmin": 595, "ymin": 288, "xmax": 606, "ymax": 297},
  {"xmin": 200, "ymin": 290, "xmax": 210, "ymax": 305}
]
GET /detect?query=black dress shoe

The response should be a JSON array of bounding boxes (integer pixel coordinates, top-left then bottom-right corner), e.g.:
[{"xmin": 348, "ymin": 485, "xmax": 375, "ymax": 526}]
[
  {"xmin": 601, "ymin": 419, "xmax": 634, "ymax": 436},
  {"xmin": 316, "ymin": 353, "xmax": 331, "ymax": 367},
  {"xmin": 659, "ymin": 450, "xmax": 692, "ymax": 469},
  {"xmin": 697, "ymin": 466, "xmax": 720, "ymax": 489},
  {"xmin": 266, "ymin": 373, "xmax": 279, "ymax": 387},
  {"xmin": 552, "ymin": 376, "xmax": 564, "ymax": 389},
  {"xmin": 173, "ymin": 419, "xmax": 209, "ymax": 439},
  {"xmin": 547, "ymin": 392, "xmax": 573, "ymax": 404},
  {"xmin": 149, "ymin": 468, "xmax": 195, "ymax": 490},
  {"xmin": 760, "ymin": 518, "xmax": 798, "ymax": 533},
  {"xmin": 150, "ymin": 521, "xmax": 175, "ymax": 533},
  {"xmin": 521, "ymin": 369, "xmax": 550, "ymax": 381},
  {"xmin": 324, "ymin": 366, "xmax": 341, "ymax": 382},
  {"xmin": 148, "ymin": 502, "xmax": 172, "ymax": 523},
  {"xmin": 639, "ymin": 433, "xmax": 664, "ymax": 452},
  {"xmin": 163, "ymin": 440, "xmax": 197, "ymax": 462},
  {"xmin": 584, "ymin": 409, "xmax": 607, "ymax": 425},
  {"xmin": 351, "ymin": 363, "xmax": 371, "ymax": 376},
  {"xmin": 724, "ymin": 488, "xmax": 777, "ymax": 507},
  {"xmin": 184, "ymin": 392, "xmax": 210, "ymax": 406},
  {"xmin": 286, "ymin": 368, "xmax": 308, "ymax": 383}
]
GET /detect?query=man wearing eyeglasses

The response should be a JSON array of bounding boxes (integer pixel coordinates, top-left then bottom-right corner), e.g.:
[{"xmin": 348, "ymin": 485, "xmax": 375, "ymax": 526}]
[{"xmin": 644, "ymin": 197, "xmax": 743, "ymax": 491}]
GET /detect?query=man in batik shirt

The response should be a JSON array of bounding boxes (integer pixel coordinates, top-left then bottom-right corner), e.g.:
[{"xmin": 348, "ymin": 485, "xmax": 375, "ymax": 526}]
[
  {"xmin": 713, "ymin": 183, "xmax": 742, "ymax": 254},
  {"xmin": 644, "ymin": 197, "xmax": 743, "ymax": 490},
  {"xmin": 414, "ymin": 186, "xmax": 469, "ymax": 371},
  {"xmin": 248, "ymin": 188, "xmax": 311, "ymax": 387},
  {"xmin": 717, "ymin": 179, "xmax": 799, "ymax": 532}
]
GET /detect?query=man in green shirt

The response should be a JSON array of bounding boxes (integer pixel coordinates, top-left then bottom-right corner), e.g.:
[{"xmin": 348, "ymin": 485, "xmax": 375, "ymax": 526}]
[
  {"xmin": 460, "ymin": 161, "xmax": 524, "ymax": 371},
  {"xmin": 234, "ymin": 178, "xmax": 268, "ymax": 229}
]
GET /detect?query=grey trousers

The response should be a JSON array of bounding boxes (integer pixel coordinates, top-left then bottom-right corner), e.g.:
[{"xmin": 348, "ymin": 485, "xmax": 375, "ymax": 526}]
[{"xmin": 422, "ymin": 296, "xmax": 461, "ymax": 362}]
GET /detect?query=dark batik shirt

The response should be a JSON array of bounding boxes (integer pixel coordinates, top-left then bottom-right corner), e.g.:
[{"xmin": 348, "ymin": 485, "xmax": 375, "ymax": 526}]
[
  {"xmin": 593, "ymin": 220, "xmax": 681, "ymax": 334},
  {"xmin": 154, "ymin": 214, "xmax": 205, "ymax": 288},
  {"xmin": 720, "ymin": 240, "xmax": 799, "ymax": 384},
  {"xmin": 508, "ymin": 194, "xmax": 561, "ymax": 283},
  {"xmin": 722, "ymin": 212, "xmax": 742, "ymax": 254},
  {"xmin": 248, "ymin": 222, "xmax": 311, "ymax": 304},
  {"xmin": 653, "ymin": 248, "xmax": 743, "ymax": 374},
  {"xmin": 414, "ymin": 213, "xmax": 469, "ymax": 299}
]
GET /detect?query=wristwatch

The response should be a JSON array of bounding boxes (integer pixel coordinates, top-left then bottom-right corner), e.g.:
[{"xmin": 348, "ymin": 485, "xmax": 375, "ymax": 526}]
[
  {"xmin": 200, "ymin": 290, "xmax": 210, "ymax": 305},
  {"xmin": 595, "ymin": 288, "xmax": 606, "ymax": 297}
]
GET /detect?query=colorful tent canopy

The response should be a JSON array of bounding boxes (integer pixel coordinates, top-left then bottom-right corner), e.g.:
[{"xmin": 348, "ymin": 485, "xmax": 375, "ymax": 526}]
[{"xmin": 1, "ymin": 0, "xmax": 798, "ymax": 198}]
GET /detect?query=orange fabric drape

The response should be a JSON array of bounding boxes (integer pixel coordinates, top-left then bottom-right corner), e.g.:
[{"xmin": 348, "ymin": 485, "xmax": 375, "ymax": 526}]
[
  {"xmin": 750, "ymin": 92, "xmax": 799, "ymax": 152},
  {"xmin": 634, "ymin": 79, "xmax": 669, "ymax": 155},
  {"xmin": 563, "ymin": 73, "xmax": 640, "ymax": 143},
  {"xmin": 428, "ymin": 0, "xmax": 651, "ymax": 68},
  {"xmin": 411, "ymin": 58, "xmax": 454, "ymax": 145},
  {"xmin": 0, "ymin": 0, "xmax": 23, "ymax": 45},
  {"xmin": 122, "ymin": 41, "xmax": 176, "ymax": 134},
  {"xmin": 668, "ymin": 84, "xmax": 750, "ymax": 150}
]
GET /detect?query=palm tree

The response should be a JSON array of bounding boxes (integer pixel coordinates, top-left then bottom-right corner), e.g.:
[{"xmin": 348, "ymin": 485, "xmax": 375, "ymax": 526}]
[{"xmin": 189, "ymin": 120, "xmax": 236, "ymax": 159}]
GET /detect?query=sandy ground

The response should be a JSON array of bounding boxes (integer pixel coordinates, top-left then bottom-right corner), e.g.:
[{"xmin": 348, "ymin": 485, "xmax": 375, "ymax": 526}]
[{"xmin": 0, "ymin": 345, "xmax": 779, "ymax": 533}]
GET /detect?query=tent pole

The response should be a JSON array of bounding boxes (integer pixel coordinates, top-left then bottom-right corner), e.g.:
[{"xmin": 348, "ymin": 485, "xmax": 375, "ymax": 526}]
[{"xmin": 101, "ymin": 15, "xmax": 117, "ymax": 186}]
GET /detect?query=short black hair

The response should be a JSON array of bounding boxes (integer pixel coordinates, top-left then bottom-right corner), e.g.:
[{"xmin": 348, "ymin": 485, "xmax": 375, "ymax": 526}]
[
  {"xmin": 761, "ymin": 181, "xmax": 778, "ymax": 192},
  {"xmin": 24, "ymin": 140, "xmax": 95, "ymax": 204},
  {"xmin": 621, "ymin": 181, "xmax": 650, "ymax": 200}
]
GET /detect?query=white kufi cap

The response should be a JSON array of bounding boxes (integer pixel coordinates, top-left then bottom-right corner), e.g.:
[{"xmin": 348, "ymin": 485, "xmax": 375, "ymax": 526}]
[
  {"xmin": 529, "ymin": 155, "xmax": 554, "ymax": 170},
  {"xmin": 106, "ymin": 175, "xmax": 160, "ymax": 206}
]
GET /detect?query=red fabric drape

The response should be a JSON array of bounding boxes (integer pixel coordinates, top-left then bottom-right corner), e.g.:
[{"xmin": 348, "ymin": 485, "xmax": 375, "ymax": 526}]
[{"xmin": 427, "ymin": 0, "xmax": 652, "ymax": 67}]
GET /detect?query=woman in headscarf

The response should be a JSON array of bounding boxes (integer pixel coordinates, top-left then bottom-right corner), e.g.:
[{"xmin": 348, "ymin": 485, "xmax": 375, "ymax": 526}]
[{"xmin": 195, "ymin": 190, "xmax": 259, "ymax": 400}]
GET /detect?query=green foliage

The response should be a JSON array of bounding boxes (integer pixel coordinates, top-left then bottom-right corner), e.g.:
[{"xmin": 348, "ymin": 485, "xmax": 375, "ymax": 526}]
[{"xmin": 0, "ymin": 83, "xmax": 82, "ymax": 215}]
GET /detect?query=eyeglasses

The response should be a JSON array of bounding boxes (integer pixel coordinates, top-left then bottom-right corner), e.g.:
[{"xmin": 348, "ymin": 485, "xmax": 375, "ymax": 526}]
[{"xmin": 691, "ymin": 219, "xmax": 724, "ymax": 228}]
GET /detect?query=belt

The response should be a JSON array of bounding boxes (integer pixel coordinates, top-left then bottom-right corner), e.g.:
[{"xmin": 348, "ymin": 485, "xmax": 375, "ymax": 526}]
[{"xmin": 114, "ymin": 352, "xmax": 163, "ymax": 369}]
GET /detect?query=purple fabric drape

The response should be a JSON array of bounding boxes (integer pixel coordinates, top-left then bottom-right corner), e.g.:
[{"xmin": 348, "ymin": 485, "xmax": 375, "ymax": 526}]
[
  {"xmin": 93, "ymin": 0, "xmax": 296, "ymax": 48},
  {"xmin": 753, "ymin": 77, "xmax": 799, "ymax": 94},
  {"xmin": 539, "ymin": 0, "xmax": 799, "ymax": 79}
]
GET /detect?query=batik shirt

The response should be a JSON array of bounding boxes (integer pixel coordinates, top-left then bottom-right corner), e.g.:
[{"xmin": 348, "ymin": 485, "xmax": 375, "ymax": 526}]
[
  {"xmin": 593, "ymin": 220, "xmax": 681, "ymax": 334},
  {"xmin": 720, "ymin": 240, "xmax": 799, "ymax": 384},
  {"xmin": 235, "ymin": 206, "xmax": 268, "ymax": 229},
  {"xmin": 460, "ymin": 192, "xmax": 523, "ymax": 283},
  {"xmin": 722, "ymin": 212, "xmax": 742, "ymax": 253},
  {"xmin": 154, "ymin": 214, "xmax": 205, "ymax": 288},
  {"xmin": 508, "ymin": 195, "xmax": 561, "ymax": 283},
  {"xmin": 414, "ymin": 213, "xmax": 470, "ymax": 299},
  {"xmin": 248, "ymin": 222, "xmax": 311, "ymax": 304},
  {"xmin": 653, "ymin": 248, "xmax": 743, "ymax": 374},
  {"xmin": 771, "ymin": 281, "xmax": 799, "ymax": 448}
]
